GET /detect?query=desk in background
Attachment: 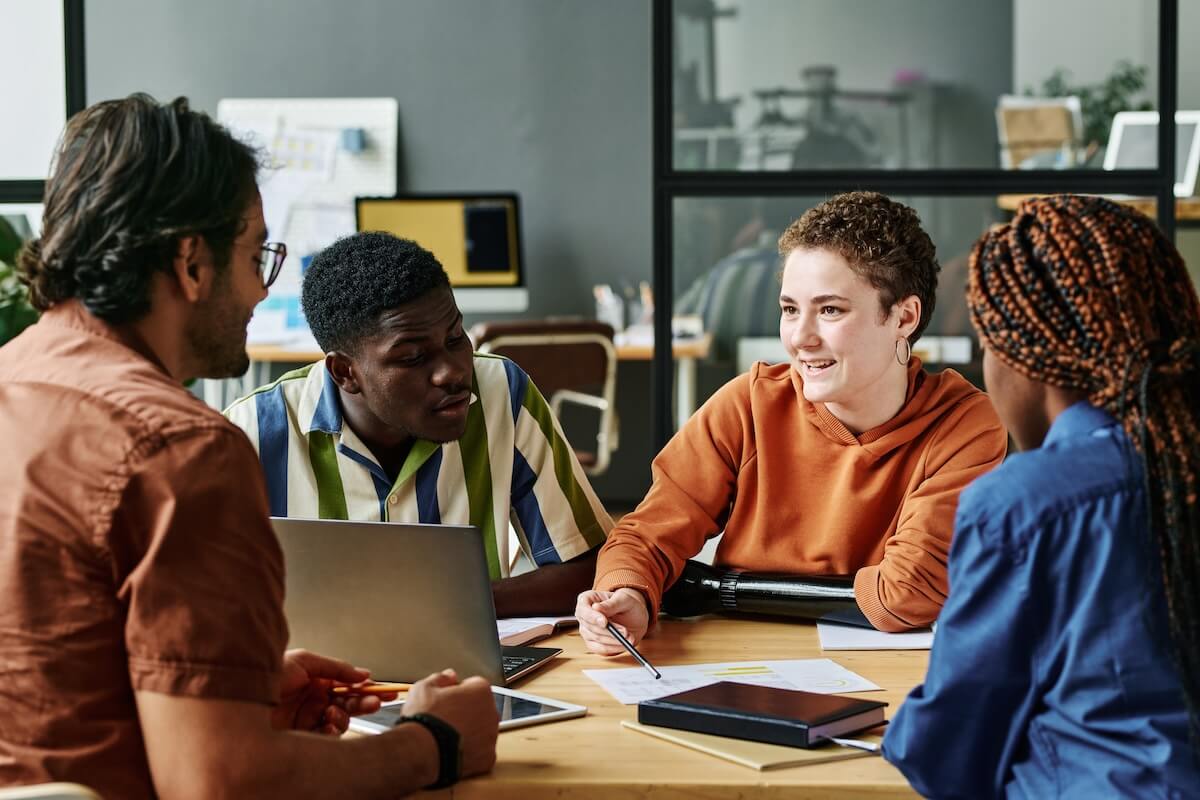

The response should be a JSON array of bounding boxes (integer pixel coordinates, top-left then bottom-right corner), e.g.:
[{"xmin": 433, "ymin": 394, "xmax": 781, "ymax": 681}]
[
  {"xmin": 996, "ymin": 194, "xmax": 1200, "ymax": 223},
  {"xmin": 208, "ymin": 335, "xmax": 714, "ymax": 429},
  {"xmin": 610, "ymin": 331, "xmax": 712, "ymax": 430},
  {"xmin": 444, "ymin": 616, "xmax": 924, "ymax": 799}
]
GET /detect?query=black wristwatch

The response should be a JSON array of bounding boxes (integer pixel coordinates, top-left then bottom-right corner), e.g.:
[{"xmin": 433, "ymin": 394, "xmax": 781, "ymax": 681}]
[{"xmin": 402, "ymin": 712, "xmax": 462, "ymax": 789}]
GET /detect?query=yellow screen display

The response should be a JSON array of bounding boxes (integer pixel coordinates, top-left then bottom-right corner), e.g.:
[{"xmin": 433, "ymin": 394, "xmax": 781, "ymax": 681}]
[{"xmin": 356, "ymin": 196, "xmax": 521, "ymax": 287}]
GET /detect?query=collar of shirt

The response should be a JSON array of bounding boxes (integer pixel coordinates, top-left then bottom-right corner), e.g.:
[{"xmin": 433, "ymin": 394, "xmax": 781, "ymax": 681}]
[
  {"xmin": 1043, "ymin": 401, "xmax": 1118, "ymax": 448},
  {"xmin": 42, "ymin": 299, "xmax": 173, "ymax": 377},
  {"xmin": 298, "ymin": 362, "xmax": 479, "ymax": 480}
]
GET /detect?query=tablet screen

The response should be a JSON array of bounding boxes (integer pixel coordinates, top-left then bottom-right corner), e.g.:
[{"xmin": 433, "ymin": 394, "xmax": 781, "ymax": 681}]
[
  {"xmin": 352, "ymin": 688, "xmax": 583, "ymax": 732},
  {"xmin": 496, "ymin": 692, "xmax": 564, "ymax": 721}
]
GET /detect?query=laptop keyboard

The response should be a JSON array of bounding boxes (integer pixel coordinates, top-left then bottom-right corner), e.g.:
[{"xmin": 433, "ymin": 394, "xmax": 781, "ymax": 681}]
[{"xmin": 502, "ymin": 653, "xmax": 541, "ymax": 678}]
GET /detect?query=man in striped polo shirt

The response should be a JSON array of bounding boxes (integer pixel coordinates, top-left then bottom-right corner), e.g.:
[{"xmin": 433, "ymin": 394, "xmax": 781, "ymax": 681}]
[{"xmin": 226, "ymin": 232, "xmax": 612, "ymax": 617}]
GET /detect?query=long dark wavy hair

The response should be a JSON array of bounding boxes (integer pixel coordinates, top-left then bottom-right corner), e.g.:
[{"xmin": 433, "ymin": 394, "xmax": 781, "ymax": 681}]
[
  {"xmin": 967, "ymin": 194, "xmax": 1200, "ymax": 753},
  {"xmin": 19, "ymin": 93, "xmax": 260, "ymax": 324}
]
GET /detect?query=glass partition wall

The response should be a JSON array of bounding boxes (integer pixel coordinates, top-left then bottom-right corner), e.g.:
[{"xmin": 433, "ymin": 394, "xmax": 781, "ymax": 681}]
[{"xmin": 651, "ymin": 0, "xmax": 1184, "ymax": 447}]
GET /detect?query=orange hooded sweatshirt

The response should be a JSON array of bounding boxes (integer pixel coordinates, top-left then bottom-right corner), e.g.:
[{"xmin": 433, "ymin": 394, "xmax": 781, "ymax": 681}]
[{"xmin": 595, "ymin": 359, "xmax": 1007, "ymax": 631}]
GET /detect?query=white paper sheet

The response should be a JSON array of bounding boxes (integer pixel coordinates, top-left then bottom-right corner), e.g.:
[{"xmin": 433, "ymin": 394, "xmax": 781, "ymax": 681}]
[
  {"xmin": 817, "ymin": 622, "xmax": 934, "ymax": 650},
  {"xmin": 584, "ymin": 658, "xmax": 880, "ymax": 705}
]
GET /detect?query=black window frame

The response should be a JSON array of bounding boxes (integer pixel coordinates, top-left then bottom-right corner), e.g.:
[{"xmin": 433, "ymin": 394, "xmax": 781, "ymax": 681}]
[{"xmin": 651, "ymin": 0, "xmax": 1180, "ymax": 448}]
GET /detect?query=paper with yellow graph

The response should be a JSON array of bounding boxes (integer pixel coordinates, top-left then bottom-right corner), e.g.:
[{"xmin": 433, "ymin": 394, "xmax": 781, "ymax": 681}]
[{"xmin": 583, "ymin": 659, "xmax": 880, "ymax": 705}]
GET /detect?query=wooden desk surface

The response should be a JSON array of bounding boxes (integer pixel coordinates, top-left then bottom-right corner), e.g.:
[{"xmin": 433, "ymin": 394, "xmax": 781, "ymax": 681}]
[
  {"xmin": 245, "ymin": 344, "xmax": 325, "ymax": 363},
  {"xmin": 246, "ymin": 333, "xmax": 714, "ymax": 365},
  {"xmin": 997, "ymin": 193, "xmax": 1200, "ymax": 220},
  {"xmin": 444, "ymin": 617, "xmax": 924, "ymax": 799},
  {"xmin": 608, "ymin": 332, "xmax": 713, "ymax": 361}
]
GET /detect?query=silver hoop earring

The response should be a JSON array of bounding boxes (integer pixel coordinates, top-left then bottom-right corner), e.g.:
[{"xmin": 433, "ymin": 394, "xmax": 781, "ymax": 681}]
[{"xmin": 895, "ymin": 337, "xmax": 912, "ymax": 365}]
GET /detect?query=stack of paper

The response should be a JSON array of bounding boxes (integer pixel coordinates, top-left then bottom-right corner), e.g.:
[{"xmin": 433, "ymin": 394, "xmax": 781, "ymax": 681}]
[{"xmin": 816, "ymin": 622, "xmax": 934, "ymax": 650}]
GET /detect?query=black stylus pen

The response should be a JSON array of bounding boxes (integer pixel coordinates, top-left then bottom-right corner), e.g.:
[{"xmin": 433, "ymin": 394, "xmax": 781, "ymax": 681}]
[{"xmin": 606, "ymin": 621, "xmax": 661, "ymax": 679}]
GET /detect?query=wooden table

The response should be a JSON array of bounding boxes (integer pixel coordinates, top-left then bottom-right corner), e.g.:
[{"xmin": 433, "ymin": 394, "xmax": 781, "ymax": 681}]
[
  {"xmin": 997, "ymin": 193, "xmax": 1200, "ymax": 220},
  {"xmin": 440, "ymin": 616, "xmax": 925, "ymax": 799}
]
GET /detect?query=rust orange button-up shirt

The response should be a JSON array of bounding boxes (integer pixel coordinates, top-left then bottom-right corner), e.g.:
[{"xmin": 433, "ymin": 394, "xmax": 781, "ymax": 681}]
[{"xmin": 0, "ymin": 301, "xmax": 288, "ymax": 799}]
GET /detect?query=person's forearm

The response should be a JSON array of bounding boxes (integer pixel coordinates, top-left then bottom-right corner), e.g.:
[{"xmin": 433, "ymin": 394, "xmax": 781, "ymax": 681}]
[
  {"xmin": 170, "ymin": 723, "xmax": 438, "ymax": 800},
  {"xmin": 492, "ymin": 548, "xmax": 598, "ymax": 616}
]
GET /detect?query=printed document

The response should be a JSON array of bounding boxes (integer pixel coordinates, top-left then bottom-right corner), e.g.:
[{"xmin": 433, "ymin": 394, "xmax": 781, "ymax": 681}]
[{"xmin": 584, "ymin": 658, "xmax": 880, "ymax": 705}]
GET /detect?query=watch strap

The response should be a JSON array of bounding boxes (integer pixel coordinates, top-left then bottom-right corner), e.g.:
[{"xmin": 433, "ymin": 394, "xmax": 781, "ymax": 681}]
[{"xmin": 402, "ymin": 712, "xmax": 462, "ymax": 788}]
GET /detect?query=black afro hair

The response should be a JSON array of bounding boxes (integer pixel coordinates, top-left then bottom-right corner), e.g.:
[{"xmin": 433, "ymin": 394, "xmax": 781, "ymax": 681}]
[{"xmin": 301, "ymin": 231, "xmax": 451, "ymax": 353}]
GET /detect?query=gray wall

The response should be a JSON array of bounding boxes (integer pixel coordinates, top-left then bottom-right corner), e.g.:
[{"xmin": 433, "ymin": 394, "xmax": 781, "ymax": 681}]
[
  {"xmin": 1014, "ymin": 0, "xmax": 1200, "ymax": 112},
  {"xmin": 85, "ymin": 0, "xmax": 657, "ymax": 503},
  {"xmin": 1014, "ymin": 0, "xmax": 1160, "ymax": 101},
  {"xmin": 86, "ymin": 0, "xmax": 651, "ymax": 320},
  {"xmin": 715, "ymin": 0, "xmax": 1013, "ymax": 170}
]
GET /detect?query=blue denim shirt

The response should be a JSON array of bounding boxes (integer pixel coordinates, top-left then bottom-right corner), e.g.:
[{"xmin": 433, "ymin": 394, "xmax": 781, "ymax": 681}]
[{"xmin": 882, "ymin": 403, "xmax": 1198, "ymax": 799}]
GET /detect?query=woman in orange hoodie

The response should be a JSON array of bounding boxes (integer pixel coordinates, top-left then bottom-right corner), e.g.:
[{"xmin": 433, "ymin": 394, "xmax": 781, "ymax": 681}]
[{"xmin": 576, "ymin": 192, "xmax": 1007, "ymax": 651}]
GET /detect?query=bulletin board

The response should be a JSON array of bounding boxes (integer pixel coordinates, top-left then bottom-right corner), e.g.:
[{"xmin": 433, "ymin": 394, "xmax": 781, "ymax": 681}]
[{"xmin": 216, "ymin": 97, "xmax": 399, "ymax": 344}]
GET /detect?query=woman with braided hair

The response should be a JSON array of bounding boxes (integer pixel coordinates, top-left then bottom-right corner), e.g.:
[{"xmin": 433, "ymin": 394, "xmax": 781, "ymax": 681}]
[{"xmin": 884, "ymin": 195, "xmax": 1200, "ymax": 798}]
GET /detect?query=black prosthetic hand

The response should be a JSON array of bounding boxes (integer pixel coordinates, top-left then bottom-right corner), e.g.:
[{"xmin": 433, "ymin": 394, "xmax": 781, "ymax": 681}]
[{"xmin": 660, "ymin": 560, "xmax": 872, "ymax": 628}]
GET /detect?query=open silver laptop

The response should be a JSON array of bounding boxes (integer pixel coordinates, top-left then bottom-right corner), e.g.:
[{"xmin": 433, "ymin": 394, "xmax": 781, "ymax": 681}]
[{"xmin": 271, "ymin": 517, "xmax": 559, "ymax": 685}]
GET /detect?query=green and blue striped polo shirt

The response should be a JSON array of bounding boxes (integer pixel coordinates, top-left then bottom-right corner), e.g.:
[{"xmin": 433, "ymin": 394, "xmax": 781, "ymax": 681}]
[{"xmin": 224, "ymin": 354, "xmax": 611, "ymax": 578}]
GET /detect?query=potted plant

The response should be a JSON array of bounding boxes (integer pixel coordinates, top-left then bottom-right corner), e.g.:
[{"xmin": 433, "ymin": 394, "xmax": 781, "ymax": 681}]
[
  {"xmin": 0, "ymin": 216, "xmax": 39, "ymax": 346},
  {"xmin": 1026, "ymin": 60, "xmax": 1154, "ymax": 166}
]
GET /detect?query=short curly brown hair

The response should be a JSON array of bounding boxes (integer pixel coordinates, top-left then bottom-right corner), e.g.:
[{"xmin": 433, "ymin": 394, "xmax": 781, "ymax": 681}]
[{"xmin": 778, "ymin": 191, "xmax": 939, "ymax": 343}]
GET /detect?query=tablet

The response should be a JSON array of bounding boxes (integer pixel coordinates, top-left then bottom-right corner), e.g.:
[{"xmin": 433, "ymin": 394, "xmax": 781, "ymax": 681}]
[{"xmin": 348, "ymin": 685, "xmax": 587, "ymax": 734}]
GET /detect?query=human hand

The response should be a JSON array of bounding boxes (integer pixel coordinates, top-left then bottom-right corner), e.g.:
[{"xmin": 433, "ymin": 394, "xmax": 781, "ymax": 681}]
[
  {"xmin": 402, "ymin": 669, "xmax": 499, "ymax": 779},
  {"xmin": 575, "ymin": 588, "xmax": 651, "ymax": 655},
  {"xmin": 271, "ymin": 649, "xmax": 398, "ymax": 735}
]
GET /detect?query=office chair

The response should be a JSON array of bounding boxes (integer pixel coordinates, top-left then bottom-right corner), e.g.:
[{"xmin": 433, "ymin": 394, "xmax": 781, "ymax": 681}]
[
  {"xmin": 469, "ymin": 319, "xmax": 618, "ymax": 476},
  {"xmin": 0, "ymin": 785, "xmax": 102, "ymax": 800},
  {"xmin": 995, "ymin": 95, "xmax": 1083, "ymax": 169}
]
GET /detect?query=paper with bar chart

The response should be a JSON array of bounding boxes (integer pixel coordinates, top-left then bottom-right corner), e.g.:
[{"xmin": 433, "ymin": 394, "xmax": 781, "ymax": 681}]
[{"xmin": 583, "ymin": 658, "xmax": 881, "ymax": 705}]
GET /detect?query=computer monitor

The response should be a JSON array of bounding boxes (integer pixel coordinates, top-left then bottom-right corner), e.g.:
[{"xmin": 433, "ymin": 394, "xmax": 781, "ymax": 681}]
[
  {"xmin": 356, "ymin": 193, "xmax": 530, "ymax": 312},
  {"xmin": 1104, "ymin": 110, "xmax": 1200, "ymax": 197}
]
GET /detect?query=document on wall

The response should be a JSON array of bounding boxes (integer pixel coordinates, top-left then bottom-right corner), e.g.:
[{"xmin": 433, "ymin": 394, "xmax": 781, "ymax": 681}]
[
  {"xmin": 584, "ymin": 658, "xmax": 880, "ymax": 705},
  {"xmin": 817, "ymin": 621, "xmax": 934, "ymax": 650}
]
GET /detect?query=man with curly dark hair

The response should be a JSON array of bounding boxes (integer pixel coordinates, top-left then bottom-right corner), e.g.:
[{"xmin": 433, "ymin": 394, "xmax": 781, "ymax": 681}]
[
  {"xmin": 226, "ymin": 231, "xmax": 611, "ymax": 618},
  {"xmin": 577, "ymin": 191, "xmax": 1008, "ymax": 652},
  {"xmin": 0, "ymin": 94, "xmax": 497, "ymax": 799}
]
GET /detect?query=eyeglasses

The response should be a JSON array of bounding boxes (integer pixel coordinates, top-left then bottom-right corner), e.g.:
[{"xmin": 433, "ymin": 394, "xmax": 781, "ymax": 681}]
[{"xmin": 258, "ymin": 241, "xmax": 287, "ymax": 288}]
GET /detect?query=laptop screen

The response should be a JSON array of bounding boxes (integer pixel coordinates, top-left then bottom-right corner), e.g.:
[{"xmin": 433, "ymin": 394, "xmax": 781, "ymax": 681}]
[{"xmin": 1107, "ymin": 115, "xmax": 1200, "ymax": 194}]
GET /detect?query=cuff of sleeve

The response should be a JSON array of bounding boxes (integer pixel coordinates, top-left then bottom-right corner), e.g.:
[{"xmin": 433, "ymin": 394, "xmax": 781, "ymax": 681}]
[
  {"xmin": 595, "ymin": 569, "xmax": 661, "ymax": 618},
  {"xmin": 853, "ymin": 566, "xmax": 916, "ymax": 633},
  {"xmin": 129, "ymin": 657, "xmax": 281, "ymax": 705}
]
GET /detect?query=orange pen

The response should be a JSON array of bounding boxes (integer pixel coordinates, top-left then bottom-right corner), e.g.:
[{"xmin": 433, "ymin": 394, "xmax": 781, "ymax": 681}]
[{"xmin": 331, "ymin": 681, "xmax": 411, "ymax": 696}]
